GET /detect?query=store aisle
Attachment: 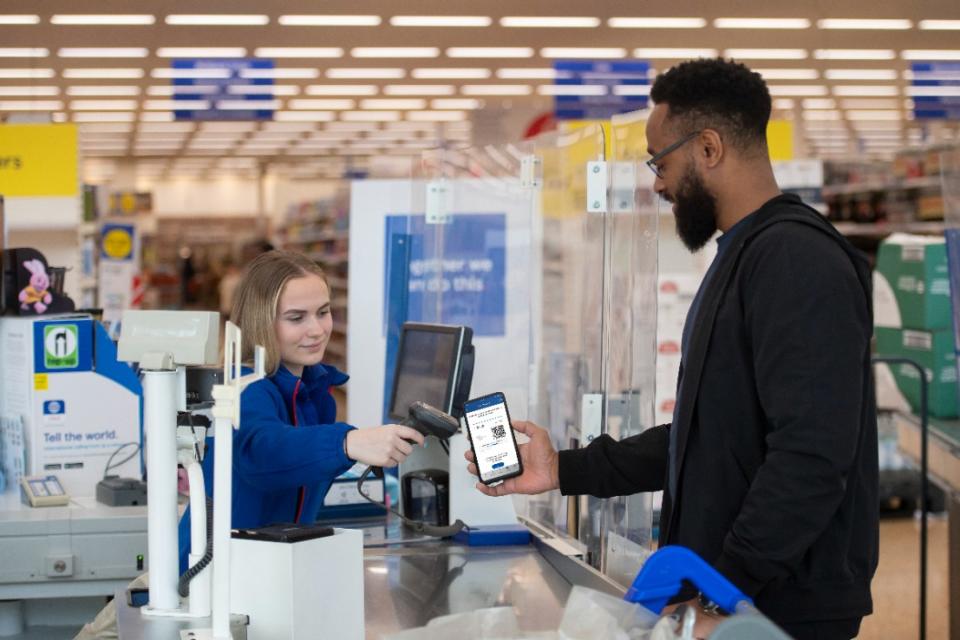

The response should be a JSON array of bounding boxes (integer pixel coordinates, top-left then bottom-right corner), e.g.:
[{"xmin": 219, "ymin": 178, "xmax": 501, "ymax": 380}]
[{"xmin": 858, "ymin": 515, "xmax": 950, "ymax": 640}]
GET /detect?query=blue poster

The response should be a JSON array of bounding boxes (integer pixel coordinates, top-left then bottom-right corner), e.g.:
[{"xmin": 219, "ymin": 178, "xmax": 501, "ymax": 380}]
[
  {"xmin": 553, "ymin": 60, "xmax": 650, "ymax": 120},
  {"xmin": 172, "ymin": 58, "xmax": 275, "ymax": 121},
  {"xmin": 383, "ymin": 214, "xmax": 506, "ymax": 336}
]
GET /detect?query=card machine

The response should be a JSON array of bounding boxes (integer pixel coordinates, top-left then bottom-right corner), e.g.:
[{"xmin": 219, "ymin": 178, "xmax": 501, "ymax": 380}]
[{"xmin": 20, "ymin": 474, "xmax": 71, "ymax": 507}]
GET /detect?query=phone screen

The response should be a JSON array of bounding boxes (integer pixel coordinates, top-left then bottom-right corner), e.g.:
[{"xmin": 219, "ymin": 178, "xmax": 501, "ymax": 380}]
[{"xmin": 464, "ymin": 393, "xmax": 522, "ymax": 484}]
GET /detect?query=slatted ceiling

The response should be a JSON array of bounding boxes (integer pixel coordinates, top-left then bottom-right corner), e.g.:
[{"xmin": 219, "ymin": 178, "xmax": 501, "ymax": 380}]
[{"xmin": 6, "ymin": 2, "xmax": 959, "ymax": 178}]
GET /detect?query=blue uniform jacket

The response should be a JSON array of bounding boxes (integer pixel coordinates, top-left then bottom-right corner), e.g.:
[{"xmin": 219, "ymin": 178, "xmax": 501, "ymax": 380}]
[{"xmin": 178, "ymin": 362, "xmax": 354, "ymax": 572}]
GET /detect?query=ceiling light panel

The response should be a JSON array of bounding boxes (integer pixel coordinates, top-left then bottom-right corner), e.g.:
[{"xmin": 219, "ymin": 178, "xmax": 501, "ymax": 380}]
[
  {"xmin": 496, "ymin": 68, "xmax": 557, "ymax": 79},
  {"xmin": 832, "ymin": 85, "xmax": 900, "ymax": 96},
  {"xmin": 306, "ymin": 85, "xmax": 377, "ymax": 95},
  {"xmin": 360, "ymin": 99, "xmax": 426, "ymax": 109},
  {"xmin": 767, "ymin": 85, "xmax": 828, "ymax": 96},
  {"xmin": 902, "ymin": 50, "xmax": 960, "ymax": 60},
  {"xmin": 754, "ymin": 68, "xmax": 819, "ymax": 80},
  {"xmin": 242, "ymin": 68, "xmax": 319, "ymax": 79},
  {"xmin": 153, "ymin": 68, "xmax": 232, "ymax": 79},
  {"xmin": 0, "ymin": 100, "xmax": 62, "ymax": 110},
  {"xmin": 715, "ymin": 18, "xmax": 810, "ymax": 29},
  {"xmin": 919, "ymin": 20, "xmax": 960, "ymax": 30},
  {"xmin": 0, "ymin": 48, "xmax": 48, "ymax": 57},
  {"xmin": 0, "ymin": 15, "xmax": 40, "ymax": 24},
  {"xmin": 79, "ymin": 123, "xmax": 133, "ymax": 133},
  {"xmin": 157, "ymin": 48, "xmax": 246, "ymax": 58},
  {"xmin": 431, "ymin": 98, "xmax": 481, "ymax": 109},
  {"xmin": 772, "ymin": 98, "xmax": 796, "ymax": 109},
  {"xmin": 58, "ymin": 48, "xmax": 148, "ymax": 58},
  {"xmin": 609, "ymin": 17, "xmax": 706, "ymax": 28},
  {"xmin": 0, "ymin": 68, "xmax": 54, "ymax": 78},
  {"xmin": 70, "ymin": 99, "xmax": 138, "ymax": 110},
  {"xmin": 148, "ymin": 85, "xmax": 220, "ymax": 95},
  {"xmin": 814, "ymin": 49, "xmax": 896, "ymax": 60},
  {"xmin": 64, "ymin": 68, "xmax": 144, "ymax": 79},
  {"xmin": 73, "ymin": 112, "xmax": 136, "ymax": 122},
  {"xmin": 841, "ymin": 99, "xmax": 901, "ymax": 109},
  {"xmin": 226, "ymin": 85, "xmax": 299, "ymax": 96},
  {"xmin": 0, "ymin": 86, "xmax": 59, "ymax": 96},
  {"xmin": 500, "ymin": 17, "xmax": 600, "ymax": 28},
  {"xmin": 278, "ymin": 15, "xmax": 381, "ymax": 27},
  {"xmin": 384, "ymin": 85, "xmax": 455, "ymax": 95},
  {"xmin": 462, "ymin": 85, "xmax": 532, "ymax": 96},
  {"xmin": 824, "ymin": 69, "xmax": 898, "ymax": 80},
  {"xmin": 145, "ymin": 99, "xmax": 211, "ymax": 110},
  {"xmin": 254, "ymin": 48, "xmax": 343, "ymax": 58},
  {"xmin": 846, "ymin": 110, "xmax": 903, "ymax": 120},
  {"xmin": 68, "ymin": 86, "xmax": 140, "ymax": 96},
  {"xmin": 288, "ymin": 99, "xmax": 355, "ymax": 109},
  {"xmin": 724, "ymin": 49, "xmax": 808, "ymax": 59},
  {"xmin": 412, "ymin": 68, "xmax": 490, "ymax": 79},
  {"xmin": 817, "ymin": 19, "xmax": 912, "ymax": 29},
  {"xmin": 326, "ymin": 68, "xmax": 405, "ymax": 79},
  {"xmin": 275, "ymin": 111, "xmax": 336, "ymax": 121},
  {"xmin": 541, "ymin": 48, "xmax": 626, "ymax": 59},
  {"xmin": 351, "ymin": 48, "xmax": 439, "ymax": 58},
  {"xmin": 634, "ymin": 48, "xmax": 719, "ymax": 58},
  {"xmin": 165, "ymin": 15, "xmax": 268, "ymax": 26},
  {"xmin": 538, "ymin": 85, "xmax": 608, "ymax": 96},
  {"xmin": 447, "ymin": 48, "xmax": 534, "ymax": 58},
  {"xmin": 53, "ymin": 14, "xmax": 154, "ymax": 25},
  {"xmin": 390, "ymin": 16, "xmax": 491, "ymax": 27},
  {"xmin": 908, "ymin": 86, "xmax": 960, "ymax": 97}
]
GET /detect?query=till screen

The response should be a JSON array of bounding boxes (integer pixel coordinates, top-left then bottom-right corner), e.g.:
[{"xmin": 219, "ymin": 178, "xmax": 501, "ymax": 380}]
[{"xmin": 391, "ymin": 330, "xmax": 457, "ymax": 418}]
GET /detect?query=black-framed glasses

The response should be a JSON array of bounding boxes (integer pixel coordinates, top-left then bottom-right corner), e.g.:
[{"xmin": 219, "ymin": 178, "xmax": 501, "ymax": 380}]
[{"xmin": 645, "ymin": 130, "xmax": 701, "ymax": 179}]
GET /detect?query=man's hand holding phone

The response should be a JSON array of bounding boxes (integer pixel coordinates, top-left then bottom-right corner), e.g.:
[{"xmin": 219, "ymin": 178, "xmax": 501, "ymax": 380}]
[{"xmin": 464, "ymin": 420, "xmax": 560, "ymax": 497}]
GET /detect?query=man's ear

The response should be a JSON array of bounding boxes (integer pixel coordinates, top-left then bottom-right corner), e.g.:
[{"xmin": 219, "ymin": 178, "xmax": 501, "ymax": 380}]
[{"xmin": 700, "ymin": 129, "xmax": 723, "ymax": 169}]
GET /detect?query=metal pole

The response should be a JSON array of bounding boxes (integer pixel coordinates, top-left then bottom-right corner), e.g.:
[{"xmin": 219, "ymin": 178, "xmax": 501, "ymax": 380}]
[{"xmin": 873, "ymin": 356, "xmax": 928, "ymax": 640}]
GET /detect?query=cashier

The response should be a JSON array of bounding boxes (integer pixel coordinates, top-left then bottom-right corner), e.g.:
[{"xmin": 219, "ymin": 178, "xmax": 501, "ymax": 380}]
[{"xmin": 179, "ymin": 250, "xmax": 424, "ymax": 569}]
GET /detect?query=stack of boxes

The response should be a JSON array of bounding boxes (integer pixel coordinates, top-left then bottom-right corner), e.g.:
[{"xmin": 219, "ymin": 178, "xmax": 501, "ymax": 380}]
[{"xmin": 874, "ymin": 233, "xmax": 957, "ymax": 418}]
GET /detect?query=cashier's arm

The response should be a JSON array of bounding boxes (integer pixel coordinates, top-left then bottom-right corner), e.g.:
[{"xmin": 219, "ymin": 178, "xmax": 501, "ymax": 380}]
[{"xmin": 464, "ymin": 421, "xmax": 559, "ymax": 496}]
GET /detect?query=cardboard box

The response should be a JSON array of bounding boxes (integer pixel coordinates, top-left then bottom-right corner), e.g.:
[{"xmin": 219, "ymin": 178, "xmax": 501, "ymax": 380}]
[
  {"xmin": 875, "ymin": 327, "xmax": 957, "ymax": 418},
  {"xmin": 874, "ymin": 233, "xmax": 951, "ymax": 330}
]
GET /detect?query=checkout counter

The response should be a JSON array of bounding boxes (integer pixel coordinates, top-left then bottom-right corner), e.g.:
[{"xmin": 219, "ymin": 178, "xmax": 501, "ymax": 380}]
[{"xmin": 113, "ymin": 514, "xmax": 619, "ymax": 639}]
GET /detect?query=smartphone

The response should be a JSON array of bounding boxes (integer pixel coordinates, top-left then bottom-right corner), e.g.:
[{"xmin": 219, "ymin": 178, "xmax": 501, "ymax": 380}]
[{"xmin": 463, "ymin": 392, "xmax": 523, "ymax": 485}]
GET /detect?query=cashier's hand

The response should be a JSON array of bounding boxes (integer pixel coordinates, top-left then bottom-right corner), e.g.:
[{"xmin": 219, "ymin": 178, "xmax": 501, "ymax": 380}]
[
  {"xmin": 464, "ymin": 420, "xmax": 559, "ymax": 497},
  {"xmin": 345, "ymin": 425, "xmax": 424, "ymax": 468}
]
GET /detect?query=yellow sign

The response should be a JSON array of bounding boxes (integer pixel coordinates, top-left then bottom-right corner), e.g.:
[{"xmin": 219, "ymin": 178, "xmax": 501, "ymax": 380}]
[
  {"xmin": 766, "ymin": 120, "xmax": 794, "ymax": 161},
  {"xmin": 34, "ymin": 374, "xmax": 48, "ymax": 391},
  {"xmin": 0, "ymin": 124, "xmax": 78, "ymax": 197},
  {"xmin": 102, "ymin": 227, "xmax": 133, "ymax": 260}
]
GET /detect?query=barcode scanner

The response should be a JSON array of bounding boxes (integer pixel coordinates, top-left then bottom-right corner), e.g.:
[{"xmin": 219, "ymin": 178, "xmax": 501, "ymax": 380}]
[{"xmin": 357, "ymin": 401, "xmax": 466, "ymax": 537}]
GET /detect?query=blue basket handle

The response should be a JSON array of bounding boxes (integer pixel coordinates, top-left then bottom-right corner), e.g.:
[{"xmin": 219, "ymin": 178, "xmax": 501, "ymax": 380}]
[{"xmin": 623, "ymin": 545, "xmax": 753, "ymax": 615}]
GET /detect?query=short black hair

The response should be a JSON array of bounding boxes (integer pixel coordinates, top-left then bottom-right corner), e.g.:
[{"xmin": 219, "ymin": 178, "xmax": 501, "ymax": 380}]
[{"xmin": 650, "ymin": 58, "xmax": 771, "ymax": 152}]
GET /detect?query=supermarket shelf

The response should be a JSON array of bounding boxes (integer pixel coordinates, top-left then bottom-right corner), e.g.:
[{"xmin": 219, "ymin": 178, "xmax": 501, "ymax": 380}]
[
  {"xmin": 822, "ymin": 176, "xmax": 942, "ymax": 198},
  {"xmin": 832, "ymin": 221, "xmax": 945, "ymax": 237}
]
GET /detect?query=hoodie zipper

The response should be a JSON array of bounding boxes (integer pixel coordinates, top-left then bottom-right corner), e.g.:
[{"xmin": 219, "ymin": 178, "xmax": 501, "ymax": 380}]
[{"xmin": 291, "ymin": 378, "xmax": 306, "ymax": 523}]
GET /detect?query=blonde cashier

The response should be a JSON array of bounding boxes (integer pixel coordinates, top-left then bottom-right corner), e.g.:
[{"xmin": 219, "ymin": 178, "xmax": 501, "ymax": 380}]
[{"xmin": 178, "ymin": 250, "xmax": 423, "ymax": 570}]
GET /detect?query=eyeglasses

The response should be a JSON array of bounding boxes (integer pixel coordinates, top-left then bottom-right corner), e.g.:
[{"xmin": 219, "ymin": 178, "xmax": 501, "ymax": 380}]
[{"xmin": 645, "ymin": 130, "xmax": 701, "ymax": 179}]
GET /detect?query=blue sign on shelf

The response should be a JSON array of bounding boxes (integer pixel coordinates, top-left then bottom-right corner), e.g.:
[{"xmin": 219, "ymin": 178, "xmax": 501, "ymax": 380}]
[
  {"xmin": 172, "ymin": 58, "xmax": 275, "ymax": 121},
  {"xmin": 553, "ymin": 60, "xmax": 651, "ymax": 120},
  {"xmin": 383, "ymin": 214, "xmax": 507, "ymax": 336},
  {"xmin": 910, "ymin": 62, "xmax": 960, "ymax": 121}
]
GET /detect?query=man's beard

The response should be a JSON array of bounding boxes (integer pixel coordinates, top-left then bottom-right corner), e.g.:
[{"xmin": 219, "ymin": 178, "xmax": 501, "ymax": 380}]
[{"xmin": 668, "ymin": 166, "xmax": 718, "ymax": 252}]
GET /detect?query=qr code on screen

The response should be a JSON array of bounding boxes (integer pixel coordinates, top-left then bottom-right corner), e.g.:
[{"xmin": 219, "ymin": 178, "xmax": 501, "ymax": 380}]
[{"xmin": 491, "ymin": 425, "xmax": 506, "ymax": 439}]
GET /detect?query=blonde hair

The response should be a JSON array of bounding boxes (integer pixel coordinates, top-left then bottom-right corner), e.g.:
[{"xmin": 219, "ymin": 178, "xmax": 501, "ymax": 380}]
[{"xmin": 230, "ymin": 250, "xmax": 328, "ymax": 374}]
